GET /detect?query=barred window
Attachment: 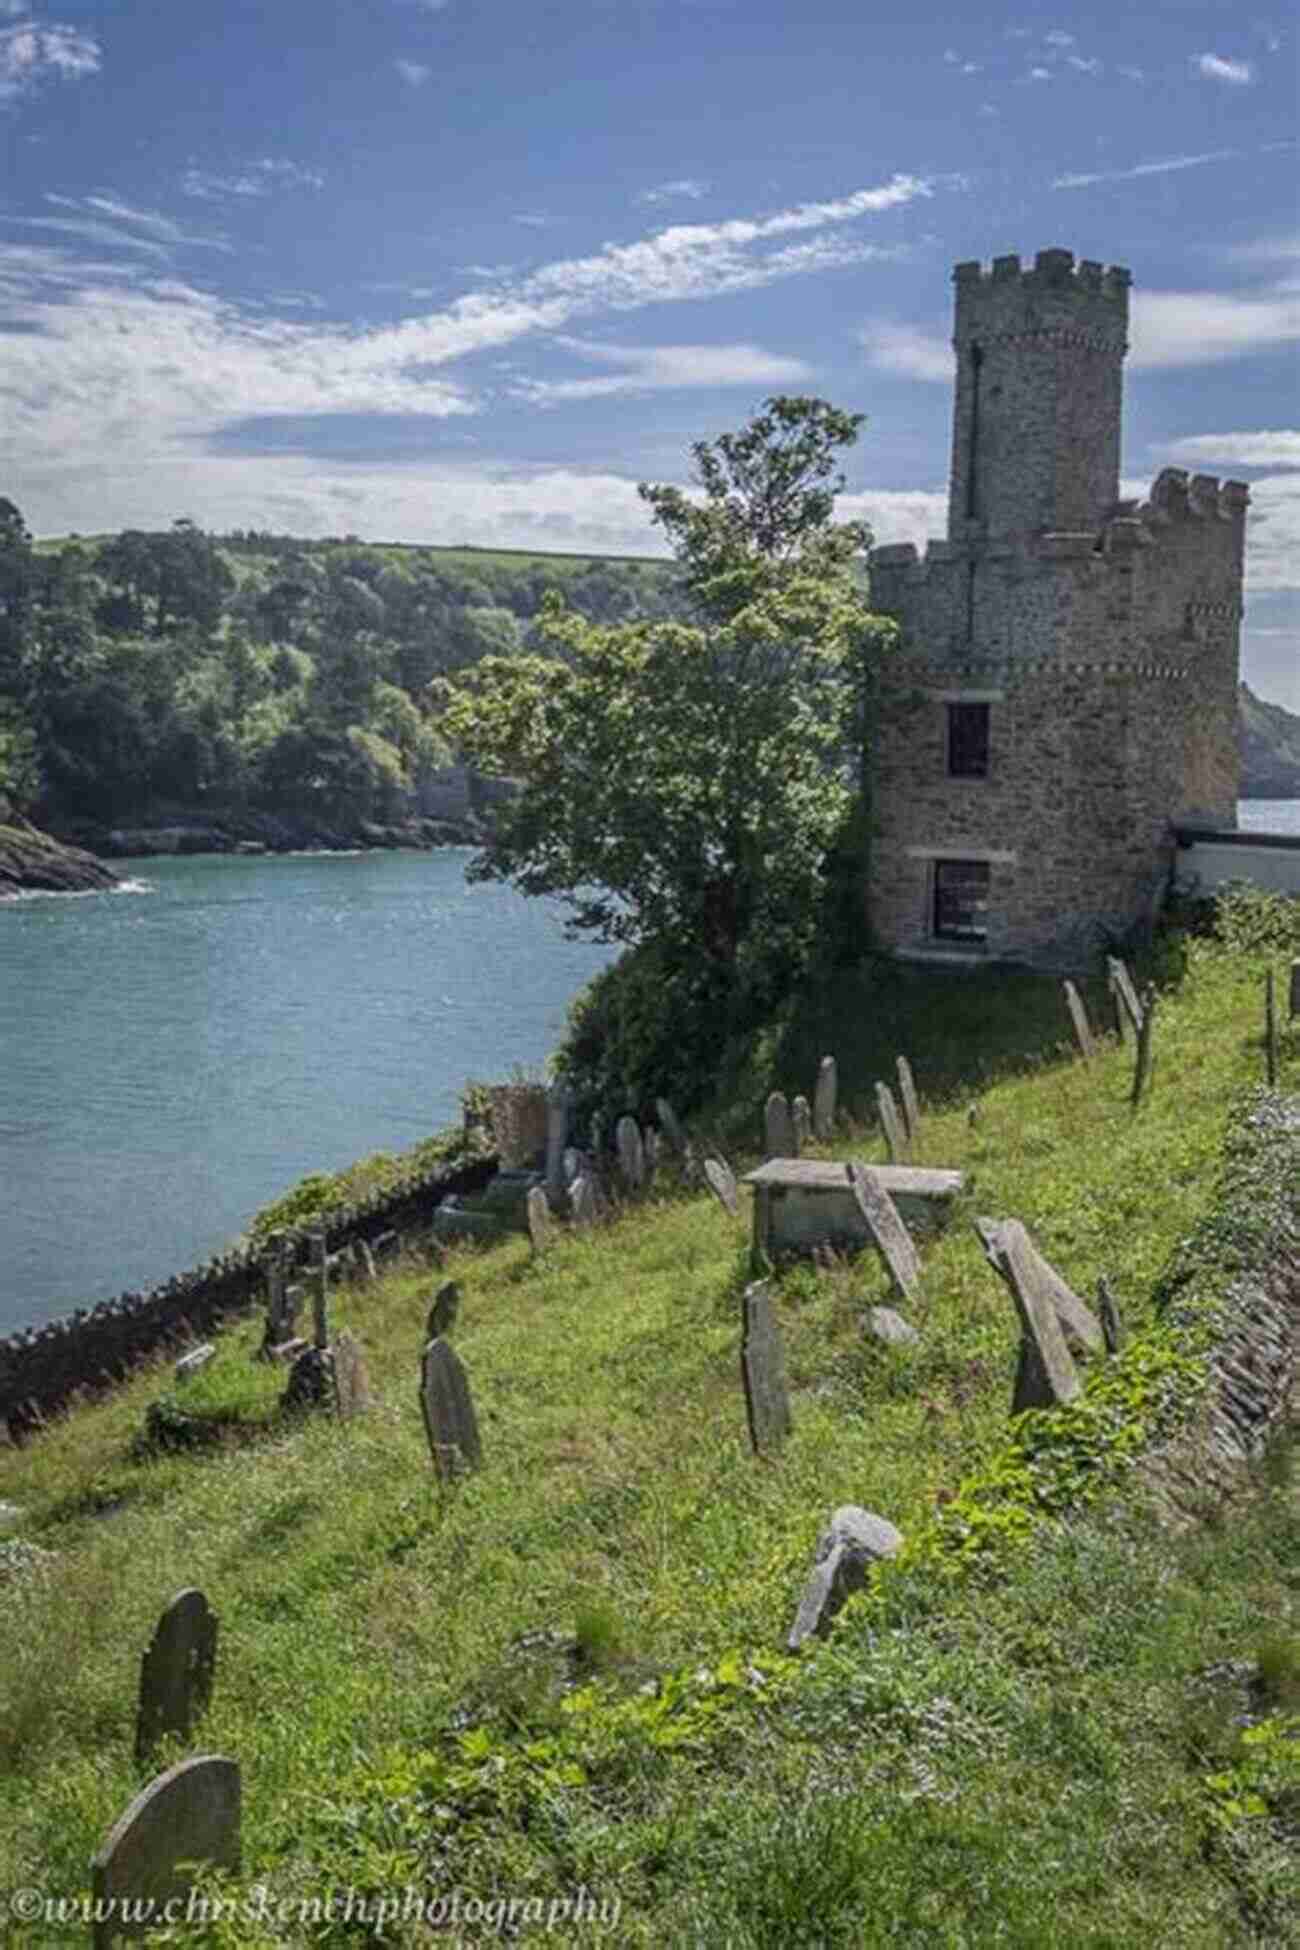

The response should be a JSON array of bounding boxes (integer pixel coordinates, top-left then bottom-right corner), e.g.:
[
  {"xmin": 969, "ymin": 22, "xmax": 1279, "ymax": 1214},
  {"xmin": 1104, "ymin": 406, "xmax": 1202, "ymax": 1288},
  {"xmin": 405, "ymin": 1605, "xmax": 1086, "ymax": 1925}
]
[
  {"xmin": 933, "ymin": 859, "xmax": 990, "ymax": 943},
  {"xmin": 946, "ymin": 702, "xmax": 990, "ymax": 778}
]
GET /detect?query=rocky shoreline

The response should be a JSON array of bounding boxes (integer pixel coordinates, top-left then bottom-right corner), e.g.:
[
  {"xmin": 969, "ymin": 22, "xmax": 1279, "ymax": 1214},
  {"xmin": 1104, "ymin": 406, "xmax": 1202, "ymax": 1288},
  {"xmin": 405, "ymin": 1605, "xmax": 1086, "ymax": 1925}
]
[{"xmin": 0, "ymin": 818, "xmax": 121, "ymax": 897}]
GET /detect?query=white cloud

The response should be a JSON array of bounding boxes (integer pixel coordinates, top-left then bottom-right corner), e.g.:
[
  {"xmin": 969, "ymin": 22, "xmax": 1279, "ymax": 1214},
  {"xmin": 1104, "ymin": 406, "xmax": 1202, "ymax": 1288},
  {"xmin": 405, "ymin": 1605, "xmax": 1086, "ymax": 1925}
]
[
  {"xmin": 516, "ymin": 338, "xmax": 813, "ymax": 405},
  {"xmin": 1067, "ymin": 54, "xmax": 1101, "ymax": 73},
  {"xmin": 1053, "ymin": 150, "xmax": 1236, "ymax": 191},
  {"xmin": 637, "ymin": 178, "xmax": 709, "ymax": 205},
  {"xmin": 181, "ymin": 158, "xmax": 324, "ymax": 201},
  {"xmin": 1195, "ymin": 53, "xmax": 1253, "ymax": 84},
  {"xmin": 845, "ymin": 489, "xmax": 948, "ymax": 556},
  {"xmin": 43, "ymin": 193, "xmax": 231, "ymax": 252},
  {"xmin": 962, "ymin": 62, "xmax": 981, "ymax": 74},
  {"xmin": 1044, "ymin": 29, "xmax": 1075, "ymax": 46},
  {"xmin": 859, "ymin": 321, "xmax": 953, "ymax": 383},
  {"xmin": 1129, "ymin": 286, "xmax": 1300, "ymax": 368},
  {"xmin": 943, "ymin": 48, "xmax": 960, "ymax": 63},
  {"xmin": 0, "ymin": 19, "xmax": 100, "ymax": 102},
  {"xmin": 1241, "ymin": 475, "xmax": 1300, "ymax": 591},
  {"xmin": 395, "ymin": 58, "xmax": 431, "ymax": 85},
  {"xmin": 512, "ymin": 212, "xmax": 551, "ymax": 228},
  {"xmin": 1028, "ymin": 66, "xmax": 1052, "ymax": 81},
  {"xmin": 1161, "ymin": 430, "xmax": 1300, "ymax": 469},
  {"xmin": 1118, "ymin": 64, "xmax": 1144, "ymax": 80}
]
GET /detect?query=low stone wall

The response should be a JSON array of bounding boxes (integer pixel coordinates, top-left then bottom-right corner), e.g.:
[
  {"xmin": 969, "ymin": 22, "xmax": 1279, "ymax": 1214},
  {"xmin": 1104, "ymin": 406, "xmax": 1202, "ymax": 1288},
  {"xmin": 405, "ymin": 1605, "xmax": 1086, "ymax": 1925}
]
[{"xmin": 0, "ymin": 1153, "xmax": 497, "ymax": 1440}]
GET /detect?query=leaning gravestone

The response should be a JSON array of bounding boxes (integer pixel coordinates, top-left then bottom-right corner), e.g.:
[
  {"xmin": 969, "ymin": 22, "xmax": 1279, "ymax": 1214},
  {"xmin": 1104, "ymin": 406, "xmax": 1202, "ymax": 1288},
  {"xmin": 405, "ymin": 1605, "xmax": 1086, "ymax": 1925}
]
[
  {"xmin": 895, "ymin": 1057, "xmax": 921, "ymax": 1147},
  {"xmin": 992, "ymin": 1224, "xmax": 1082, "ymax": 1414},
  {"xmin": 526, "ymin": 1185, "xmax": 554, "ymax": 1252},
  {"xmin": 1062, "ymin": 980, "xmax": 1095, "ymax": 1064},
  {"xmin": 791, "ymin": 1096, "xmax": 811, "ymax": 1155},
  {"xmin": 569, "ymin": 1174, "xmax": 599, "ymax": 1230},
  {"xmin": 332, "ymin": 1330, "xmax": 370, "ymax": 1421},
  {"xmin": 973, "ymin": 1219, "xmax": 1103, "ymax": 1356},
  {"xmin": 764, "ymin": 1090, "xmax": 795, "ymax": 1160},
  {"xmin": 615, "ymin": 1115, "xmax": 645, "ymax": 1195},
  {"xmin": 562, "ymin": 1146, "xmax": 583, "ymax": 1186},
  {"xmin": 656, "ymin": 1097, "xmax": 687, "ymax": 1156},
  {"xmin": 1097, "ymin": 1275, "xmax": 1125, "ymax": 1355},
  {"xmin": 874, "ymin": 1081, "xmax": 909, "ymax": 1164},
  {"xmin": 703, "ymin": 1155, "xmax": 739, "ymax": 1217},
  {"xmin": 420, "ymin": 1338, "xmax": 482, "ymax": 1480},
  {"xmin": 813, "ymin": 1055, "xmax": 837, "ymax": 1141},
  {"xmin": 354, "ymin": 1238, "xmax": 377, "ymax": 1285},
  {"xmin": 174, "ymin": 1345, "xmax": 214, "ymax": 1384},
  {"xmin": 1107, "ymin": 956, "xmax": 1144, "ymax": 1040},
  {"xmin": 787, "ymin": 1506, "xmax": 902, "ymax": 1649},
  {"xmin": 425, "ymin": 1280, "xmax": 460, "ymax": 1342},
  {"xmin": 135, "ymin": 1589, "xmax": 218, "ymax": 1762},
  {"xmin": 1130, "ymin": 983, "xmax": 1157, "ymax": 1108},
  {"xmin": 740, "ymin": 1280, "xmax": 792, "ymax": 1456},
  {"xmin": 91, "ymin": 1756, "xmax": 240, "ymax": 1949},
  {"xmin": 846, "ymin": 1164, "xmax": 921, "ymax": 1302}
]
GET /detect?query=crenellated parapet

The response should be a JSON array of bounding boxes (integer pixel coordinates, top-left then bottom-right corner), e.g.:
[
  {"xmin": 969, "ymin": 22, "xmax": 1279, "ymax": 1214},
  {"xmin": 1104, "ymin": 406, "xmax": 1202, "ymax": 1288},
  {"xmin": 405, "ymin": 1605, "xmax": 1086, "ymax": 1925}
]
[{"xmin": 952, "ymin": 247, "xmax": 1131, "ymax": 354}]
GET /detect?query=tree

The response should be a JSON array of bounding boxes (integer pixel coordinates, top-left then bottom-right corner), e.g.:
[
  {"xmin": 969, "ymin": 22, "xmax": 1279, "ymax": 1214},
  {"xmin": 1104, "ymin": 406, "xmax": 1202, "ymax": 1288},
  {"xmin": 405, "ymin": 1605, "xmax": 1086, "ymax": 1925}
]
[{"xmin": 444, "ymin": 398, "xmax": 895, "ymax": 1095}]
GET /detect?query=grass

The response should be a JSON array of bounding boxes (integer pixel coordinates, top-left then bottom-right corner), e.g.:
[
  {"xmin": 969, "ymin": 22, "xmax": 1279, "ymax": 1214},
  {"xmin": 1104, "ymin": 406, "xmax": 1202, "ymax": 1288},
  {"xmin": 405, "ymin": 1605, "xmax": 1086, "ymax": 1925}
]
[{"xmin": 0, "ymin": 920, "xmax": 1295, "ymax": 1945}]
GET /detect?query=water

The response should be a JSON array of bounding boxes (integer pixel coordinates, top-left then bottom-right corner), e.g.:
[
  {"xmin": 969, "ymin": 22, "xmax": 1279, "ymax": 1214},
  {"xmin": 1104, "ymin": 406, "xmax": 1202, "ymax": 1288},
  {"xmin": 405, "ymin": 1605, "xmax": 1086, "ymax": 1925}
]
[
  {"xmin": 1, "ymin": 851, "xmax": 614, "ymax": 1333},
  {"xmin": 1238, "ymin": 800, "xmax": 1300, "ymax": 835}
]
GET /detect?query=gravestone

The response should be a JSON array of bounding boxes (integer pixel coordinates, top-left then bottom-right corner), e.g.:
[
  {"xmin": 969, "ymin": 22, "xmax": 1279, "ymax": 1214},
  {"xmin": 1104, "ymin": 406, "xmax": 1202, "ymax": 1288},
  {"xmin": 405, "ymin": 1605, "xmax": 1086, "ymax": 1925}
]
[
  {"xmin": 425, "ymin": 1280, "xmax": 460, "ymax": 1342},
  {"xmin": 1097, "ymin": 1275, "xmax": 1125, "ymax": 1355},
  {"xmin": 787, "ymin": 1506, "xmax": 902, "ymax": 1649},
  {"xmin": 656, "ymin": 1097, "xmax": 687, "ymax": 1155},
  {"xmin": 91, "ymin": 1756, "xmax": 240, "ymax": 1950},
  {"xmin": 764, "ymin": 1090, "xmax": 795, "ymax": 1160},
  {"xmin": 615, "ymin": 1115, "xmax": 645, "ymax": 1194},
  {"xmin": 973, "ymin": 1219, "xmax": 1103, "ymax": 1356},
  {"xmin": 875, "ymin": 1081, "xmax": 909, "ymax": 1163},
  {"xmin": 545, "ymin": 1085, "xmax": 570, "ymax": 1202},
  {"xmin": 569, "ymin": 1174, "xmax": 599, "ymax": 1230},
  {"xmin": 1265, "ymin": 969, "xmax": 1278, "ymax": 1088},
  {"xmin": 813, "ymin": 1054, "xmax": 837, "ymax": 1141},
  {"xmin": 354, "ymin": 1239, "xmax": 377, "ymax": 1285},
  {"xmin": 562, "ymin": 1146, "xmax": 583, "ymax": 1186},
  {"xmin": 791, "ymin": 1096, "xmax": 811, "ymax": 1155},
  {"xmin": 135, "ymin": 1589, "xmax": 218, "ymax": 1762},
  {"xmin": 642, "ymin": 1126, "xmax": 660, "ymax": 1190},
  {"xmin": 1062, "ymin": 980, "xmax": 1095, "ymax": 1063},
  {"xmin": 1107, "ymin": 956, "xmax": 1144, "ymax": 1039},
  {"xmin": 846, "ymin": 1164, "xmax": 920, "ymax": 1302},
  {"xmin": 526, "ymin": 1185, "xmax": 554, "ymax": 1252},
  {"xmin": 332, "ymin": 1330, "xmax": 370, "ymax": 1420},
  {"xmin": 281, "ymin": 1344, "xmax": 334, "ymax": 1413},
  {"xmin": 1290, "ymin": 959, "xmax": 1300, "ymax": 1022},
  {"xmin": 865, "ymin": 1306, "xmax": 919, "ymax": 1348},
  {"xmin": 310, "ymin": 1229, "xmax": 329, "ymax": 1350},
  {"xmin": 741, "ymin": 1281, "xmax": 792, "ymax": 1456},
  {"xmin": 420, "ymin": 1337, "xmax": 482, "ymax": 1480},
  {"xmin": 1130, "ymin": 983, "xmax": 1157, "ymax": 1107},
  {"xmin": 173, "ymin": 1345, "xmax": 214, "ymax": 1384},
  {"xmin": 896, "ymin": 1057, "xmax": 921, "ymax": 1146},
  {"xmin": 991, "ymin": 1223, "xmax": 1082, "ymax": 1413},
  {"xmin": 703, "ymin": 1155, "xmax": 739, "ymax": 1217}
]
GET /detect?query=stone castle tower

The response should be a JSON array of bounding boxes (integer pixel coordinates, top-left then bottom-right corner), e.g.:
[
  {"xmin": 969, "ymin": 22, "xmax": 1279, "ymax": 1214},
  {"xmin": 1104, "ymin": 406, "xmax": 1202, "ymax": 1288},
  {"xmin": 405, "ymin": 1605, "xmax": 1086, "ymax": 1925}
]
[{"xmin": 866, "ymin": 246, "xmax": 1249, "ymax": 967}]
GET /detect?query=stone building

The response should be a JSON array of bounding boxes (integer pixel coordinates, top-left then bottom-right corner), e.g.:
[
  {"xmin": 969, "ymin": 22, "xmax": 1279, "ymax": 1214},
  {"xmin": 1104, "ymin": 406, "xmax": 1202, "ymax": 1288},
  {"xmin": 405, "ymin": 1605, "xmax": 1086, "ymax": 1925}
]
[{"xmin": 865, "ymin": 246, "xmax": 1249, "ymax": 968}]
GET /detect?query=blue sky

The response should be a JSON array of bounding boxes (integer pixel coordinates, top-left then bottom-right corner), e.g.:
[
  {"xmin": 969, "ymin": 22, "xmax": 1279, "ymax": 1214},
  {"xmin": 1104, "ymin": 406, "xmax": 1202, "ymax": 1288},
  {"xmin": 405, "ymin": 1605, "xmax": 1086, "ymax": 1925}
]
[{"xmin": 2, "ymin": 0, "xmax": 1297, "ymax": 706}]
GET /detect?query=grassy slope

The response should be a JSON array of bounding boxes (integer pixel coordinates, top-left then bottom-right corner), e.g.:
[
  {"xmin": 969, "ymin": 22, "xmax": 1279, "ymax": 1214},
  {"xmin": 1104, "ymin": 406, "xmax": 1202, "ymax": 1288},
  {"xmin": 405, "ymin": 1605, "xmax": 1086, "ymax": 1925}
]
[{"xmin": 0, "ymin": 936, "xmax": 1296, "ymax": 1946}]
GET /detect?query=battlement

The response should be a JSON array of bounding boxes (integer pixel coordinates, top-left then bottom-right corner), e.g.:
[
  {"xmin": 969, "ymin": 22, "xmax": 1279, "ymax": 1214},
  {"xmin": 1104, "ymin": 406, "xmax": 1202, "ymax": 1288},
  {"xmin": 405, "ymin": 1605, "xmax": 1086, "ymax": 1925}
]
[{"xmin": 952, "ymin": 248, "xmax": 1131, "ymax": 356}]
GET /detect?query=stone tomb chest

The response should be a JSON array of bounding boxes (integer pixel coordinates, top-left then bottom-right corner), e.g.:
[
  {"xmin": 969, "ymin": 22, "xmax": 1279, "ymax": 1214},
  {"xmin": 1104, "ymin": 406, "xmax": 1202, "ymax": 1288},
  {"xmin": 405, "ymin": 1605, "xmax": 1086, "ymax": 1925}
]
[{"xmin": 742, "ymin": 1158, "xmax": 964, "ymax": 1260}]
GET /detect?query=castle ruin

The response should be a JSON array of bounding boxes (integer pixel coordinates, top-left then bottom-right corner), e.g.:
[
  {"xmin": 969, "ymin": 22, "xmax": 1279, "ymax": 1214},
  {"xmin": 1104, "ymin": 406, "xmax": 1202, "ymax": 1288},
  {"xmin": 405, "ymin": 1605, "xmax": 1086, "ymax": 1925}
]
[{"xmin": 866, "ymin": 247, "xmax": 1250, "ymax": 967}]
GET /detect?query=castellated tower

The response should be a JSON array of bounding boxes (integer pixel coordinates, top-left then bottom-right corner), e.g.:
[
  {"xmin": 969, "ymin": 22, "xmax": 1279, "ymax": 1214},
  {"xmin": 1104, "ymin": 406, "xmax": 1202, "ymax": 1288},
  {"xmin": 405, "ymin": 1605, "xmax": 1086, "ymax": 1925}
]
[{"xmin": 865, "ymin": 247, "xmax": 1250, "ymax": 968}]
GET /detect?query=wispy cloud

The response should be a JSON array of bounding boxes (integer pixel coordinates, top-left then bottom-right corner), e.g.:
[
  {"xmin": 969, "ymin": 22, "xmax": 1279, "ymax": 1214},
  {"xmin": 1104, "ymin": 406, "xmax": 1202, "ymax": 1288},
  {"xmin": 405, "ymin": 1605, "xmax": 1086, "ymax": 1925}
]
[
  {"xmin": 181, "ymin": 158, "xmax": 325, "ymax": 201},
  {"xmin": 512, "ymin": 212, "xmax": 551, "ymax": 228},
  {"xmin": 43, "ymin": 193, "xmax": 232, "ymax": 252},
  {"xmin": 517, "ymin": 337, "xmax": 812, "ymax": 405},
  {"xmin": 1067, "ymin": 54, "xmax": 1101, "ymax": 73},
  {"xmin": 1044, "ymin": 29, "xmax": 1074, "ymax": 46},
  {"xmin": 1162, "ymin": 430, "xmax": 1300, "ymax": 469},
  {"xmin": 1053, "ymin": 150, "xmax": 1236, "ymax": 191},
  {"xmin": 0, "ymin": 19, "xmax": 100, "ymax": 102},
  {"xmin": 394, "ymin": 58, "xmax": 431, "ymax": 85},
  {"xmin": 1195, "ymin": 53, "xmax": 1253, "ymax": 84},
  {"xmin": 858, "ymin": 320, "xmax": 952, "ymax": 383},
  {"xmin": 637, "ymin": 178, "xmax": 710, "ymax": 206},
  {"xmin": 1130, "ymin": 285, "xmax": 1300, "ymax": 368}
]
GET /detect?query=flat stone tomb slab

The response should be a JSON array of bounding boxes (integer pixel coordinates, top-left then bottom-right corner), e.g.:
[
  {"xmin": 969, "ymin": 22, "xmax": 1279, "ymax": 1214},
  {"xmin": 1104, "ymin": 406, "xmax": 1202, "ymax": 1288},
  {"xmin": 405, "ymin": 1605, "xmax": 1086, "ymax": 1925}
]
[
  {"xmin": 91, "ymin": 1756, "xmax": 240, "ymax": 1948},
  {"xmin": 741, "ymin": 1159, "xmax": 963, "ymax": 1260}
]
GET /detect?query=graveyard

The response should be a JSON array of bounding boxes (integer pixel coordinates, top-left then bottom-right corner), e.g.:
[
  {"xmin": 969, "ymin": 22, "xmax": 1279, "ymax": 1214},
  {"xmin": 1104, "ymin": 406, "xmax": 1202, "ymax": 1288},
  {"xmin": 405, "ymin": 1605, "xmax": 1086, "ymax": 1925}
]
[{"xmin": 0, "ymin": 905, "xmax": 1296, "ymax": 1945}]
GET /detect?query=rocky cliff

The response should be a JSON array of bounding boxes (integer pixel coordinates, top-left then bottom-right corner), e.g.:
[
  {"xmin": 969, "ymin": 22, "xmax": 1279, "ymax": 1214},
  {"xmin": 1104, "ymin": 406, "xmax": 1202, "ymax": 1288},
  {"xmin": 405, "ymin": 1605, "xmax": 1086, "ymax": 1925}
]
[
  {"xmin": 0, "ymin": 817, "xmax": 120, "ymax": 897},
  {"xmin": 1240, "ymin": 682, "xmax": 1300, "ymax": 798}
]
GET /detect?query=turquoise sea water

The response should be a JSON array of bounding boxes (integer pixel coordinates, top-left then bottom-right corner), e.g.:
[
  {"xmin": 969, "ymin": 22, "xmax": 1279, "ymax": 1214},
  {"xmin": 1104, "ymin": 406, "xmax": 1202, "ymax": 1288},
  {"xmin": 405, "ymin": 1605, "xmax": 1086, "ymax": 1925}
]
[{"xmin": 1, "ymin": 851, "xmax": 615, "ymax": 1332}]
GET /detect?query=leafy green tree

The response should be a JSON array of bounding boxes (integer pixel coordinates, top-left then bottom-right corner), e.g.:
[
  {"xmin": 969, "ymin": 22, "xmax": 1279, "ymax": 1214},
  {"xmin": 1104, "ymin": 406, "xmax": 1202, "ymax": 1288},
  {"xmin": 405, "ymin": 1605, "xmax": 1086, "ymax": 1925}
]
[{"xmin": 444, "ymin": 397, "xmax": 894, "ymax": 1097}]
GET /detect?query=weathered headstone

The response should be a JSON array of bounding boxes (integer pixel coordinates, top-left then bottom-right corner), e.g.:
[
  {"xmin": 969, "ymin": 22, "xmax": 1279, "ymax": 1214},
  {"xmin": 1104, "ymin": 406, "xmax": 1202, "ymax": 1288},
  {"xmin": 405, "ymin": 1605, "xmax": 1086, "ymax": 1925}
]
[
  {"xmin": 569, "ymin": 1174, "xmax": 598, "ymax": 1230},
  {"xmin": 526, "ymin": 1184, "xmax": 554, "ymax": 1252},
  {"xmin": 703, "ymin": 1155, "xmax": 739, "ymax": 1217},
  {"xmin": 281, "ymin": 1344, "xmax": 334, "ymax": 1413},
  {"xmin": 973, "ymin": 1218, "xmax": 1103, "ymax": 1356},
  {"xmin": 1130, "ymin": 983, "xmax": 1157, "ymax": 1107},
  {"xmin": 354, "ymin": 1238, "xmax": 377, "ymax": 1285},
  {"xmin": 992, "ymin": 1223, "xmax": 1082, "ymax": 1413},
  {"xmin": 545, "ymin": 1085, "xmax": 570, "ymax": 1201},
  {"xmin": 174, "ymin": 1344, "xmax": 214, "ymax": 1384},
  {"xmin": 741, "ymin": 1281, "xmax": 792, "ymax": 1455},
  {"xmin": 791, "ymin": 1096, "xmax": 811, "ymax": 1155},
  {"xmin": 1265, "ymin": 969, "xmax": 1278, "ymax": 1087},
  {"xmin": 419, "ymin": 1337, "xmax": 482, "ymax": 1480},
  {"xmin": 846, "ymin": 1163, "xmax": 920, "ymax": 1302},
  {"xmin": 135, "ymin": 1590, "xmax": 218, "ymax": 1762},
  {"xmin": 874, "ymin": 1081, "xmax": 909, "ymax": 1163},
  {"xmin": 1062, "ymin": 979, "xmax": 1095, "ymax": 1063},
  {"xmin": 1097, "ymin": 1275, "xmax": 1124, "ymax": 1355},
  {"xmin": 310, "ymin": 1229, "xmax": 329, "ymax": 1350},
  {"xmin": 787, "ymin": 1506, "xmax": 902, "ymax": 1649},
  {"xmin": 895, "ymin": 1057, "xmax": 921, "ymax": 1146},
  {"xmin": 489, "ymin": 1082, "xmax": 549, "ymax": 1169},
  {"xmin": 642, "ymin": 1126, "xmax": 660, "ymax": 1190},
  {"xmin": 260, "ymin": 1238, "xmax": 296, "ymax": 1356},
  {"xmin": 864, "ymin": 1306, "xmax": 920, "ymax": 1347},
  {"xmin": 562, "ymin": 1146, "xmax": 583, "ymax": 1186},
  {"xmin": 425, "ymin": 1280, "xmax": 460, "ymax": 1342},
  {"xmin": 91, "ymin": 1756, "xmax": 240, "ymax": 1949},
  {"xmin": 1107, "ymin": 956, "xmax": 1144, "ymax": 1040},
  {"xmin": 332, "ymin": 1330, "xmax": 370, "ymax": 1420},
  {"xmin": 615, "ymin": 1115, "xmax": 645, "ymax": 1194},
  {"xmin": 764, "ymin": 1090, "xmax": 795, "ymax": 1160},
  {"xmin": 656, "ymin": 1097, "xmax": 687, "ymax": 1155},
  {"xmin": 813, "ymin": 1054, "xmax": 837, "ymax": 1141}
]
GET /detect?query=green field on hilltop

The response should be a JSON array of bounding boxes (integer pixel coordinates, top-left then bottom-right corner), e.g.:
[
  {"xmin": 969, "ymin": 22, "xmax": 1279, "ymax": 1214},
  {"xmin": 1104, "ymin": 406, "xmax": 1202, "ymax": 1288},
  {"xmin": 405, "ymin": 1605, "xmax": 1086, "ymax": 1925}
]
[{"xmin": 1, "ymin": 917, "xmax": 1297, "ymax": 1947}]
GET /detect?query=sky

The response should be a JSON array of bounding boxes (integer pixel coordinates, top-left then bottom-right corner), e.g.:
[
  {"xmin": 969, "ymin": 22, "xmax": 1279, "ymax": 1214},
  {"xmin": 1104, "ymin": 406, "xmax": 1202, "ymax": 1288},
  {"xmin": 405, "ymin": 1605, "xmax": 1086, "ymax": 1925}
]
[{"xmin": 1, "ymin": 0, "xmax": 1297, "ymax": 708}]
